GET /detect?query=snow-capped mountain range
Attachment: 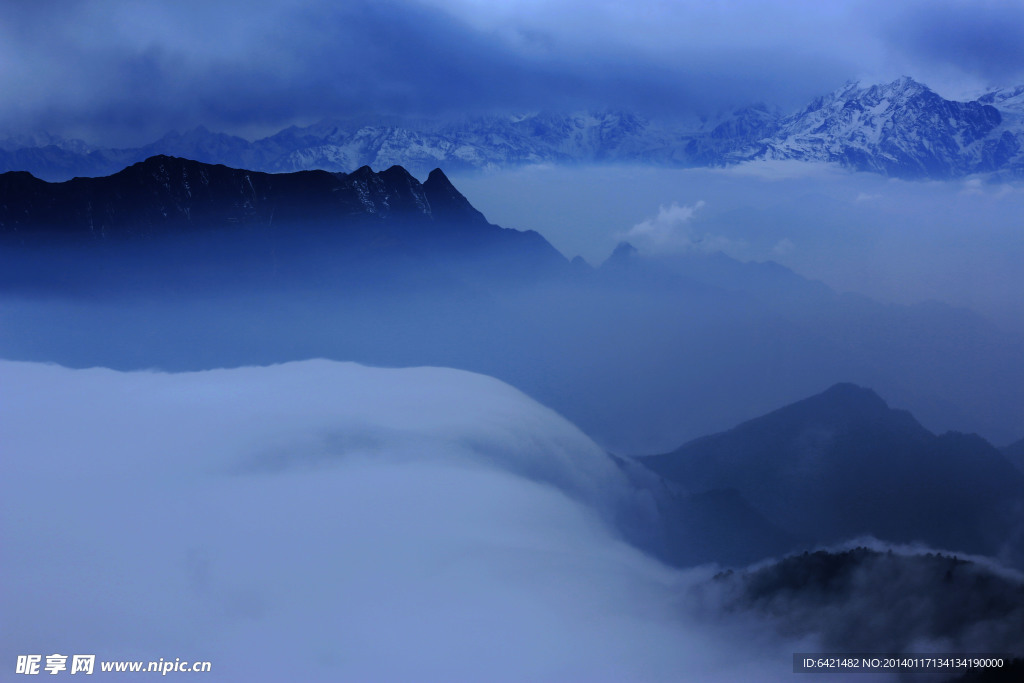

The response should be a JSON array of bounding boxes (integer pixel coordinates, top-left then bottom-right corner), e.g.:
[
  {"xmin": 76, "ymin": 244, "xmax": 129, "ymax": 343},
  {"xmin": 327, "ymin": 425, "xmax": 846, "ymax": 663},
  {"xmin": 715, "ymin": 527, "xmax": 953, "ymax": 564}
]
[
  {"xmin": 738, "ymin": 77, "xmax": 1023, "ymax": 178},
  {"xmin": 4, "ymin": 77, "xmax": 1023, "ymax": 181}
]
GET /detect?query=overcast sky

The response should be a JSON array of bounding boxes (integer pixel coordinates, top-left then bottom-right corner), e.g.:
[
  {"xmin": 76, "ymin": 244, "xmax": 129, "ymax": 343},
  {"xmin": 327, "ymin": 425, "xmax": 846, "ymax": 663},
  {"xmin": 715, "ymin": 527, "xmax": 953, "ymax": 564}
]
[{"xmin": 2, "ymin": 0, "xmax": 1024, "ymax": 145}]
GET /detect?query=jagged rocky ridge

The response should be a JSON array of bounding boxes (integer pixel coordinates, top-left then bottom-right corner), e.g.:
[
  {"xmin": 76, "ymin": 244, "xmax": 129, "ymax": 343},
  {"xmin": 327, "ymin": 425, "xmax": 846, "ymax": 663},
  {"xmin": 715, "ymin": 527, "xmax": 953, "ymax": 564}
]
[
  {"xmin": 0, "ymin": 155, "xmax": 568, "ymax": 295},
  {"xmin": 0, "ymin": 155, "xmax": 491, "ymax": 239},
  {"xmin": 4, "ymin": 78, "xmax": 1024, "ymax": 181},
  {"xmin": 735, "ymin": 77, "xmax": 1021, "ymax": 178}
]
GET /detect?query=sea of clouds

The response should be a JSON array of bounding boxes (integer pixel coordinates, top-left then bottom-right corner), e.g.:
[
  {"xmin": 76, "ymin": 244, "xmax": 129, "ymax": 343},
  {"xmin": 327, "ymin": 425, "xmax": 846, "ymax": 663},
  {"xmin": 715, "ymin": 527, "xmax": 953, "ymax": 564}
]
[
  {"xmin": 1, "ymin": 359, "xmax": 826, "ymax": 682},
  {"xmin": 5, "ymin": 359, "xmax": 1021, "ymax": 680}
]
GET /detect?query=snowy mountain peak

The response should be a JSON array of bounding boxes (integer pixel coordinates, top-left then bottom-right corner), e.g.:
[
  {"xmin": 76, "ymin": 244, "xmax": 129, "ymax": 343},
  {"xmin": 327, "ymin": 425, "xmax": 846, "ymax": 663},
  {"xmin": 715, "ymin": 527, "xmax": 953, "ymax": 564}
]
[
  {"xmin": 749, "ymin": 76, "xmax": 1009, "ymax": 178},
  {"xmin": 978, "ymin": 85, "xmax": 1024, "ymax": 114},
  {"xmin": 816, "ymin": 77, "xmax": 933, "ymax": 114},
  {"xmin": 3, "ymin": 79, "xmax": 1024, "ymax": 181},
  {"xmin": 869, "ymin": 75, "xmax": 928, "ymax": 96}
]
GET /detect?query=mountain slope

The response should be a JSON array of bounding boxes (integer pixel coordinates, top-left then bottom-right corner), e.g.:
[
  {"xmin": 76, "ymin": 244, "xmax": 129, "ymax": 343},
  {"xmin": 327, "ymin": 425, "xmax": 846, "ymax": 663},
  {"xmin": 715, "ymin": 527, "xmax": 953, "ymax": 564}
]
[
  {"xmin": 741, "ymin": 77, "xmax": 1020, "ymax": 178},
  {"xmin": 0, "ymin": 155, "xmax": 568, "ymax": 296},
  {"xmin": 709, "ymin": 547, "xmax": 1024, "ymax": 657},
  {"xmin": 0, "ymin": 155, "xmax": 484, "ymax": 238},
  {"xmin": 640, "ymin": 383, "xmax": 1024, "ymax": 564},
  {"xmin": 1004, "ymin": 438, "xmax": 1024, "ymax": 473}
]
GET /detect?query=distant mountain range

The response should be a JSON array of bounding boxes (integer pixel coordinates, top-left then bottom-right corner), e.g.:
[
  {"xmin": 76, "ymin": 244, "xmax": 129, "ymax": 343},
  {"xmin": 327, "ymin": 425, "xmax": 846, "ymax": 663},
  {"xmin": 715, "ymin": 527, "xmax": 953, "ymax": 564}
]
[
  {"xmin": 3, "ymin": 78, "xmax": 1023, "ymax": 181},
  {"xmin": 735, "ymin": 78, "xmax": 1024, "ymax": 178}
]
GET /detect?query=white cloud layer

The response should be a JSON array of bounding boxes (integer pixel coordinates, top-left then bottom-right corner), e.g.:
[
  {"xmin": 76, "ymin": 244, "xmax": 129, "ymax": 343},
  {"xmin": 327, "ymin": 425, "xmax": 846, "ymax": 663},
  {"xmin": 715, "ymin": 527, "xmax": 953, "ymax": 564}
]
[
  {"xmin": 621, "ymin": 201, "xmax": 742, "ymax": 255},
  {"xmin": 1, "ymin": 360, "xmax": 804, "ymax": 681}
]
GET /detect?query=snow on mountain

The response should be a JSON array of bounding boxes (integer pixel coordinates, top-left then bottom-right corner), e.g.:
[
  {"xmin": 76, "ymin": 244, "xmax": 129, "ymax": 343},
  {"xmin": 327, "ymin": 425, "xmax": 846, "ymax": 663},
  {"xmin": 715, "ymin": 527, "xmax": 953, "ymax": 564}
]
[
  {"xmin": 135, "ymin": 126, "xmax": 262, "ymax": 170},
  {"xmin": 740, "ymin": 77, "xmax": 1018, "ymax": 178},
  {"xmin": 4, "ymin": 79, "xmax": 1024, "ymax": 180},
  {"xmin": 0, "ymin": 131, "xmax": 95, "ymax": 154},
  {"xmin": 265, "ymin": 111, "xmax": 667, "ymax": 174},
  {"xmin": 979, "ymin": 85, "xmax": 1024, "ymax": 114}
]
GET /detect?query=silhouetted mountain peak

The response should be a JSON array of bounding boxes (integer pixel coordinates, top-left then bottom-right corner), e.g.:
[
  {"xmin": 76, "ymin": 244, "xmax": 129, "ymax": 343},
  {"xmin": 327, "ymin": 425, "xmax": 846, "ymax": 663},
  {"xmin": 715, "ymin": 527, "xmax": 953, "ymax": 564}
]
[
  {"xmin": 811, "ymin": 382, "xmax": 889, "ymax": 414},
  {"xmin": 0, "ymin": 156, "xmax": 572, "ymax": 288},
  {"xmin": 349, "ymin": 164, "xmax": 377, "ymax": 178},
  {"xmin": 120, "ymin": 153, "xmax": 174, "ymax": 174},
  {"xmin": 0, "ymin": 156, "xmax": 512, "ymax": 240},
  {"xmin": 641, "ymin": 384, "xmax": 1024, "ymax": 563},
  {"xmin": 380, "ymin": 164, "xmax": 414, "ymax": 178},
  {"xmin": 569, "ymin": 255, "xmax": 593, "ymax": 272},
  {"xmin": 422, "ymin": 167, "xmax": 487, "ymax": 224},
  {"xmin": 132, "ymin": 154, "xmax": 195, "ymax": 168},
  {"xmin": 114, "ymin": 154, "xmax": 255, "ymax": 186},
  {"xmin": 1, "ymin": 169, "xmax": 40, "ymax": 183},
  {"xmin": 603, "ymin": 241, "xmax": 638, "ymax": 268},
  {"xmin": 742, "ymin": 382, "xmax": 926, "ymax": 441},
  {"xmin": 424, "ymin": 167, "xmax": 454, "ymax": 190}
]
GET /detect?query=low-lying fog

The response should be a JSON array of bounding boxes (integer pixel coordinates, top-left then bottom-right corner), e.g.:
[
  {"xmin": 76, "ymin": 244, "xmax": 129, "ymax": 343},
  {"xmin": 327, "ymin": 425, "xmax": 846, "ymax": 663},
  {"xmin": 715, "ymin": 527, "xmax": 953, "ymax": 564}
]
[
  {"xmin": 453, "ymin": 163, "xmax": 1024, "ymax": 333},
  {"xmin": 0, "ymin": 360, "xmax": 804, "ymax": 682}
]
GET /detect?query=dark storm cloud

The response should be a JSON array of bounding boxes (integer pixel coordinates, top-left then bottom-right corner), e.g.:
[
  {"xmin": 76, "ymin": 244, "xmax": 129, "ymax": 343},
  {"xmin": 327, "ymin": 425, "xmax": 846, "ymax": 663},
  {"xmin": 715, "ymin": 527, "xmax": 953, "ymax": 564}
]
[
  {"xmin": 0, "ymin": 0, "xmax": 857, "ymax": 144},
  {"xmin": 879, "ymin": 1, "xmax": 1024, "ymax": 83},
  {"xmin": 2, "ymin": 0, "xmax": 1021, "ymax": 146},
  {"xmin": 5, "ymin": 1, "xmax": 572, "ymax": 143},
  {"xmin": 3, "ymin": 0, "xmax": 663, "ymax": 143}
]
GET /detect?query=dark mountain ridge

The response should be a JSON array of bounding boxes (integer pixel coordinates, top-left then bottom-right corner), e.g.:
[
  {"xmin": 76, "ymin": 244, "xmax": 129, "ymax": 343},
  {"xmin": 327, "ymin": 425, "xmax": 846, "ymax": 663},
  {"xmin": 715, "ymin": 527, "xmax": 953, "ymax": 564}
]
[
  {"xmin": 704, "ymin": 547, "xmax": 1024, "ymax": 660},
  {"xmin": 1004, "ymin": 438, "xmax": 1024, "ymax": 473},
  {"xmin": 640, "ymin": 383, "xmax": 1024, "ymax": 567},
  {"xmin": 0, "ymin": 155, "xmax": 569, "ymax": 295},
  {"xmin": 0, "ymin": 155, "xmax": 488, "ymax": 240}
]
